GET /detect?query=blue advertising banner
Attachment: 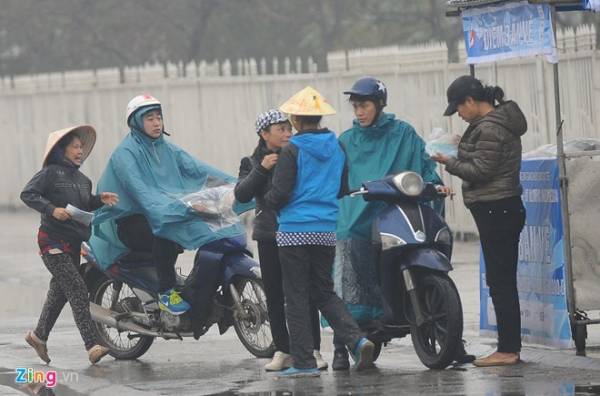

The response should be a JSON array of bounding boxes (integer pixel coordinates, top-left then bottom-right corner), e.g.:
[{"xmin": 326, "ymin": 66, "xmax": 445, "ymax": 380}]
[
  {"xmin": 462, "ymin": 1, "xmax": 558, "ymax": 64},
  {"xmin": 480, "ymin": 159, "xmax": 572, "ymax": 348},
  {"xmin": 556, "ymin": 0, "xmax": 600, "ymax": 12}
]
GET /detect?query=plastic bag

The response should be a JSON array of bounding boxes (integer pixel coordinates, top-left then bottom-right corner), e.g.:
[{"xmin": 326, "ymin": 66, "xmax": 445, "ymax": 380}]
[
  {"xmin": 425, "ymin": 128, "xmax": 460, "ymax": 158},
  {"xmin": 179, "ymin": 184, "xmax": 238, "ymax": 231}
]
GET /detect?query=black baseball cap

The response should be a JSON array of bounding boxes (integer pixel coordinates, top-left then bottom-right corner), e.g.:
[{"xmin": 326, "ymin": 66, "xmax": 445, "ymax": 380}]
[{"xmin": 443, "ymin": 75, "xmax": 484, "ymax": 116}]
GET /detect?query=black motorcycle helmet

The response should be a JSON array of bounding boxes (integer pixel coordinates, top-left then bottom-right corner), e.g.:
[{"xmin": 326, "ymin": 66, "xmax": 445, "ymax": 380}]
[{"xmin": 344, "ymin": 77, "xmax": 388, "ymax": 126}]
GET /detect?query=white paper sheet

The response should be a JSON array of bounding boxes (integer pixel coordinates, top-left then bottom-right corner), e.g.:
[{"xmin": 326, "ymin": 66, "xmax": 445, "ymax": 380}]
[{"xmin": 65, "ymin": 204, "xmax": 94, "ymax": 226}]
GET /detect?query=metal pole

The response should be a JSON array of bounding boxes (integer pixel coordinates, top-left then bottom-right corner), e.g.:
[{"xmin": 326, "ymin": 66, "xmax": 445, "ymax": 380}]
[
  {"xmin": 469, "ymin": 64, "xmax": 475, "ymax": 77},
  {"xmin": 551, "ymin": 5, "xmax": 576, "ymax": 320}
]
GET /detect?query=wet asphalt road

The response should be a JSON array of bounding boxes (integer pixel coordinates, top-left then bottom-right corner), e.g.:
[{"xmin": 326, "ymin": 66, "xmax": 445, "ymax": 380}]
[{"xmin": 1, "ymin": 211, "xmax": 600, "ymax": 395}]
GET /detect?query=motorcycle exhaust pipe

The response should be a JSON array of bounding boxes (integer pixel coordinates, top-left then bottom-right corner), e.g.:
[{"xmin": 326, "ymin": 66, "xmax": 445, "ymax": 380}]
[{"xmin": 89, "ymin": 303, "xmax": 184, "ymax": 340}]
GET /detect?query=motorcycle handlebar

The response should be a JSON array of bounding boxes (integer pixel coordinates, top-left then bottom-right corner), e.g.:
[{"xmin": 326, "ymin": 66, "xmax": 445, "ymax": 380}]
[
  {"xmin": 347, "ymin": 183, "xmax": 452, "ymax": 200},
  {"xmin": 348, "ymin": 188, "xmax": 367, "ymax": 197}
]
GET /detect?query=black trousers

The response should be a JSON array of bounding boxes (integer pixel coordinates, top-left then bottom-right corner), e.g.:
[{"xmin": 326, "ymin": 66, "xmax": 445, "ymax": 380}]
[
  {"xmin": 470, "ymin": 196, "xmax": 526, "ymax": 353},
  {"xmin": 279, "ymin": 244, "xmax": 363, "ymax": 369},
  {"xmin": 257, "ymin": 241, "xmax": 321, "ymax": 354},
  {"xmin": 188, "ymin": 247, "xmax": 224, "ymax": 334},
  {"xmin": 117, "ymin": 214, "xmax": 181, "ymax": 293}
]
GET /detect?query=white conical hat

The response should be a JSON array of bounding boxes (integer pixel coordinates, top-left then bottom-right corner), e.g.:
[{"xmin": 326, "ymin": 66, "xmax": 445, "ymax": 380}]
[{"xmin": 42, "ymin": 125, "xmax": 97, "ymax": 167}]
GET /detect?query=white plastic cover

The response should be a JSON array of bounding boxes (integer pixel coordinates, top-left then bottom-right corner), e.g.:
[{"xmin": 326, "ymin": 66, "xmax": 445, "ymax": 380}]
[
  {"xmin": 522, "ymin": 138, "xmax": 600, "ymax": 159},
  {"xmin": 565, "ymin": 151, "xmax": 600, "ymax": 310},
  {"xmin": 179, "ymin": 184, "xmax": 239, "ymax": 231}
]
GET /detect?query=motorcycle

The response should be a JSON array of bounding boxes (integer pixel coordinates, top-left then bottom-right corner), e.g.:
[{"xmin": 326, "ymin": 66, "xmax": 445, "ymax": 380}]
[
  {"xmin": 81, "ymin": 185, "xmax": 275, "ymax": 360},
  {"xmin": 351, "ymin": 171, "xmax": 464, "ymax": 369}
]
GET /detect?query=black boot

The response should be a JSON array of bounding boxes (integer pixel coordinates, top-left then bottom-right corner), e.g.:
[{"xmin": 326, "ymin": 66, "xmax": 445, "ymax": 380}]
[
  {"xmin": 454, "ymin": 340, "xmax": 475, "ymax": 364},
  {"xmin": 332, "ymin": 348, "xmax": 350, "ymax": 371}
]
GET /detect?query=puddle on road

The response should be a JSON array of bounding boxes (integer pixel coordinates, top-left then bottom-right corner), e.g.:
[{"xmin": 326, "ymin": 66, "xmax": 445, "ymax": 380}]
[{"xmin": 0, "ymin": 282, "xmax": 48, "ymax": 319}]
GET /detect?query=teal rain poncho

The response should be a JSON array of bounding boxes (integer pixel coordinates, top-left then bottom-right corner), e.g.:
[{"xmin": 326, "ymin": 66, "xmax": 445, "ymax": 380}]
[
  {"xmin": 333, "ymin": 112, "xmax": 442, "ymax": 323},
  {"xmin": 90, "ymin": 127, "xmax": 248, "ymax": 270}
]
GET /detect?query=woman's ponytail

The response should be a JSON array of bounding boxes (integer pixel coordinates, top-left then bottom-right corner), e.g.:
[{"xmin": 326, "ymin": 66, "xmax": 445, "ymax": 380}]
[{"xmin": 482, "ymin": 85, "xmax": 505, "ymax": 106}]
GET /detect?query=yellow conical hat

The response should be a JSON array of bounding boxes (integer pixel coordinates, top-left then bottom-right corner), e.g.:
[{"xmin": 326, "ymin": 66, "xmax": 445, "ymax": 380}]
[{"xmin": 279, "ymin": 86, "xmax": 336, "ymax": 116}]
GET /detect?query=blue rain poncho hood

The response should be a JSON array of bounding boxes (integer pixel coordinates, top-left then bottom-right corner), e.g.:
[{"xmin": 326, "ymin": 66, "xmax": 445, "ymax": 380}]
[
  {"xmin": 128, "ymin": 104, "xmax": 167, "ymax": 136},
  {"xmin": 90, "ymin": 125, "xmax": 250, "ymax": 270}
]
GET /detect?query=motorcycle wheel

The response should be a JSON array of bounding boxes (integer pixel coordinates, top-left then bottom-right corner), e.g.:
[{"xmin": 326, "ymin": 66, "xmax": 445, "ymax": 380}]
[
  {"xmin": 90, "ymin": 277, "xmax": 154, "ymax": 360},
  {"xmin": 407, "ymin": 273, "xmax": 462, "ymax": 369},
  {"xmin": 232, "ymin": 276, "xmax": 275, "ymax": 358}
]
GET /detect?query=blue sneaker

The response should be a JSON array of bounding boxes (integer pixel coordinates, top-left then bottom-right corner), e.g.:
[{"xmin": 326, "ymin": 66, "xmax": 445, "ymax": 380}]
[
  {"xmin": 350, "ymin": 337, "xmax": 375, "ymax": 371},
  {"xmin": 277, "ymin": 367, "xmax": 320, "ymax": 378},
  {"xmin": 158, "ymin": 288, "xmax": 190, "ymax": 315}
]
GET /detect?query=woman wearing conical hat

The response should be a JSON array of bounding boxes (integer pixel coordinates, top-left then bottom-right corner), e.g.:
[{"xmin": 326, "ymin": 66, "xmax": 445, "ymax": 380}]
[
  {"xmin": 20, "ymin": 125, "xmax": 118, "ymax": 365},
  {"xmin": 264, "ymin": 86, "xmax": 375, "ymax": 377}
]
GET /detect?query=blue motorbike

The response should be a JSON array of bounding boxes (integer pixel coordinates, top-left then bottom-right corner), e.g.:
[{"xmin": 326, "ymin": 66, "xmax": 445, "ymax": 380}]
[
  {"xmin": 81, "ymin": 187, "xmax": 275, "ymax": 360},
  {"xmin": 351, "ymin": 171, "xmax": 464, "ymax": 369}
]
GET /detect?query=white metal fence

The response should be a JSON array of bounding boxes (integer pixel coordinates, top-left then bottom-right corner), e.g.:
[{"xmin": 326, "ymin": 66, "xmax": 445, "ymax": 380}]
[{"xmin": 2, "ymin": 27, "xmax": 598, "ymax": 235}]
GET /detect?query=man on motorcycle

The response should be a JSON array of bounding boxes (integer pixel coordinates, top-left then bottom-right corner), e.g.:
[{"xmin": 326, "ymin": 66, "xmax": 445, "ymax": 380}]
[
  {"xmin": 331, "ymin": 77, "xmax": 468, "ymax": 369},
  {"xmin": 90, "ymin": 95, "xmax": 246, "ymax": 329}
]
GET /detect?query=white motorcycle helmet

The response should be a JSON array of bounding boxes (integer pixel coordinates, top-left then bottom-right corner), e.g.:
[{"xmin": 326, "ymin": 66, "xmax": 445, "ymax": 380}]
[{"xmin": 126, "ymin": 94, "xmax": 162, "ymax": 126}]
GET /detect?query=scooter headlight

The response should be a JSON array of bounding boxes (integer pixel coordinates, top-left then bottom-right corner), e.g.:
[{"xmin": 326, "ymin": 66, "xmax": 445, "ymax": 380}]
[
  {"xmin": 381, "ymin": 233, "xmax": 406, "ymax": 251},
  {"xmin": 392, "ymin": 172, "xmax": 424, "ymax": 197},
  {"xmin": 435, "ymin": 227, "xmax": 452, "ymax": 245}
]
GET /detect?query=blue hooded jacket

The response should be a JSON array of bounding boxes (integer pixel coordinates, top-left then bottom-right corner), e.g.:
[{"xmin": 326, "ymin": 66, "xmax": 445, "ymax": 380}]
[{"xmin": 277, "ymin": 130, "xmax": 345, "ymax": 233}]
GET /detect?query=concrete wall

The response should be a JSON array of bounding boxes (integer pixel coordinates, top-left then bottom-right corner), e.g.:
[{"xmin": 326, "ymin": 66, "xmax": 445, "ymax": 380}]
[{"xmin": 2, "ymin": 28, "xmax": 598, "ymax": 235}]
